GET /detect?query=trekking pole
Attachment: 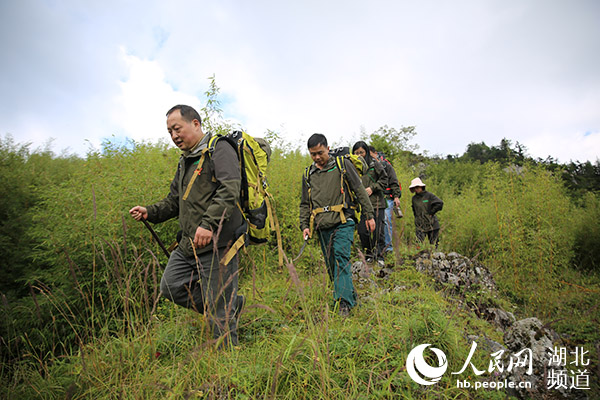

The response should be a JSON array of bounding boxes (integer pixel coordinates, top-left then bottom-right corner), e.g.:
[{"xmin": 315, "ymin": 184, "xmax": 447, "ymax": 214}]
[
  {"xmin": 292, "ymin": 234, "xmax": 309, "ymax": 263},
  {"xmin": 141, "ymin": 218, "xmax": 171, "ymax": 259}
]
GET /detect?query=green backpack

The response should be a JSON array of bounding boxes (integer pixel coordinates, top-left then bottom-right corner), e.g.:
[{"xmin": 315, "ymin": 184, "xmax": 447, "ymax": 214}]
[{"xmin": 207, "ymin": 131, "xmax": 283, "ymax": 266}]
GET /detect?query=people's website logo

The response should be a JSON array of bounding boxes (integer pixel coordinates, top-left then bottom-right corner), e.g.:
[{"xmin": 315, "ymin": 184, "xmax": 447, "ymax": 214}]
[
  {"xmin": 405, "ymin": 342, "xmax": 532, "ymax": 391},
  {"xmin": 405, "ymin": 344, "xmax": 448, "ymax": 385},
  {"xmin": 405, "ymin": 342, "xmax": 592, "ymax": 392}
]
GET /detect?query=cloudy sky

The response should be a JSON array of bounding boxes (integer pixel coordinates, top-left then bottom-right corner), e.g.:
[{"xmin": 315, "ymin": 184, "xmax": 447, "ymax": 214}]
[{"xmin": 1, "ymin": 0, "xmax": 599, "ymax": 162}]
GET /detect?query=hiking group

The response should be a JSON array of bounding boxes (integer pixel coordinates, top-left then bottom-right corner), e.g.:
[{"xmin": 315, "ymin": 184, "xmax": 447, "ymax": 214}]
[{"xmin": 129, "ymin": 104, "xmax": 443, "ymax": 346}]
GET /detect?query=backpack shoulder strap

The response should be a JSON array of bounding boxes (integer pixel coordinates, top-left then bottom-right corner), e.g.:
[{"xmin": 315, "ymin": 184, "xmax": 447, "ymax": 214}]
[
  {"xmin": 181, "ymin": 146, "xmax": 212, "ymax": 201},
  {"xmin": 335, "ymin": 156, "xmax": 347, "ymax": 195},
  {"xmin": 207, "ymin": 133, "xmax": 238, "ymax": 157},
  {"xmin": 335, "ymin": 156, "xmax": 346, "ymax": 173},
  {"xmin": 303, "ymin": 166, "xmax": 313, "ymax": 210},
  {"xmin": 181, "ymin": 134, "xmax": 239, "ymax": 201}
]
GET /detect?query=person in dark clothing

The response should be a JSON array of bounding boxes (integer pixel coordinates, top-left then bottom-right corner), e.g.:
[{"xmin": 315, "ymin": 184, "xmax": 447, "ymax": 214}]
[
  {"xmin": 129, "ymin": 104, "xmax": 244, "ymax": 347},
  {"xmin": 352, "ymin": 141, "xmax": 388, "ymax": 266},
  {"xmin": 409, "ymin": 177, "xmax": 443, "ymax": 247},
  {"xmin": 369, "ymin": 146, "xmax": 401, "ymax": 253}
]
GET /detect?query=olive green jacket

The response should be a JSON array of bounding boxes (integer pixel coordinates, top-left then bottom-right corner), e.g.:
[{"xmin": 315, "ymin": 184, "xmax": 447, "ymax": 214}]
[
  {"xmin": 381, "ymin": 159, "xmax": 402, "ymax": 199},
  {"xmin": 411, "ymin": 190, "xmax": 443, "ymax": 232},
  {"xmin": 361, "ymin": 158, "xmax": 388, "ymax": 210},
  {"xmin": 300, "ymin": 157, "xmax": 374, "ymax": 232},
  {"xmin": 146, "ymin": 133, "xmax": 243, "ymax": 257}
]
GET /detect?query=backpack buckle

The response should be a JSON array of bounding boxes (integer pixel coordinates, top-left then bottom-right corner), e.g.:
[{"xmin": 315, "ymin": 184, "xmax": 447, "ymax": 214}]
[{"xmin": 323, "ymin": 206, "xmax": 330, "ymax": 212}]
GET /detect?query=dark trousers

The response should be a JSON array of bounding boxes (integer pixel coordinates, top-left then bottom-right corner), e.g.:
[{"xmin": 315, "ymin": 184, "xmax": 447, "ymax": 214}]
[
  {"xmin": 416, "ymin": 229, "xmax": 440, "ymax": 248},
  {"xmin": 160, "ymin": 246, "xmax": 239, "ymax": 346},
  {"xmin": 357, "ymin": 207, "xmax": 386, "ymax": 261}
]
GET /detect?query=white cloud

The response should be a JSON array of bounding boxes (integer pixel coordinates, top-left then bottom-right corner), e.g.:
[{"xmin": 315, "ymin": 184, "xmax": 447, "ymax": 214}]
[
  {"xmin": 525, "ymin": 131, "xmax": 600, "ymax": 164},
  {"xmin": 112, "ymin": 50, "xmax": 201, "ymax": 144}
]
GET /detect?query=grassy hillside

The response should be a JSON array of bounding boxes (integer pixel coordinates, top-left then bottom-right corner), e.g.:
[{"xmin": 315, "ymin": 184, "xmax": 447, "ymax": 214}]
[
  {"xmin": 6, "ymin": 244, "xmax": 512, "ymax": 399},
  {"xmin": 1, "ymin": 134, "xmax": 599, "ymax": 399}
]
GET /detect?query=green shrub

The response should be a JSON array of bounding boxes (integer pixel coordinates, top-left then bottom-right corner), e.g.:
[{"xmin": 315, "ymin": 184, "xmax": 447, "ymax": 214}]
[{"xmin": 572, "ymin": 192, "xmax": 600, "ymax": 272}]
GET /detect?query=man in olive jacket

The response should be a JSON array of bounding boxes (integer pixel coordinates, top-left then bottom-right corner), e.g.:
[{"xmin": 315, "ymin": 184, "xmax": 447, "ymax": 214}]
[
  {"xmin": 130, "ymin": 104, "xmax": 244, "ymax": 346},
  {"xmin": 300, "ymin": 134, "xmax": 375, "ymax": 316},
  {"xmin": 409, "ymin": 177, "xmax": 443, "ymax": 247}
]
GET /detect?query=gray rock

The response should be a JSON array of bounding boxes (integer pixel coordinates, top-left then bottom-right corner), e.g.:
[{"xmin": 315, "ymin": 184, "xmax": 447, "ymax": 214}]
[
  {"xmin": 352, "ymin": 261, "xmax": 374, "ymax": 278},
  {"xmin": 413, "ymin": 251, "xmax": 497, "ymax": 293},
  {"xmin": 500, "ymin": 318, "xmax": 583, "ymax": 399},
  {"xmin": 482, "ymin": 307, "xmax": 516, "ymax": 331},
  {"xmin": 447, "ymin": 273, "xmax": 461, "ymax": 287},
  {"xmin": 504, "ymin": 318, "xmax": 553, "ymax": 360},
  {"xmin": 412, "ymin": 251, "xmax": 589, "ymax": 399},
  {"xmin": 351, "ymin": 261, "xmax": 365, "ymax": 275},
  {"xmin": 466, "ymin": 334, "xmax": 507, "ymax": 354}
]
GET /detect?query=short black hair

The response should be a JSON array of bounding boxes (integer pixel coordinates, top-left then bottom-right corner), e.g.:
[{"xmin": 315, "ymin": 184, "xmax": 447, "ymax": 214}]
[
  {"xmin": 369, "ymin": 145, "xmax": 377, "ymax": 153},
  {"xmin": 307, "ymin": 133, "xmax": 327, "ymax": 149},
  {"xmin": 166, "ymin": 104, "xmax": 202, "ymax": 125}
]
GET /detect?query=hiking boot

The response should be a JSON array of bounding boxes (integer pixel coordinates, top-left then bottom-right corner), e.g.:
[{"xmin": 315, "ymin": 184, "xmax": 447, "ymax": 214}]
[
  {"xmin": 365, "ymin": 256, "xmax": 374, "ymax": 263},
  {"xmin": 339, "ymin": 301, "xmax": 351, "ymax": 317},
  {"xmin": 377, "ymin": 259, "xmax": 385, "ymax": 268}
]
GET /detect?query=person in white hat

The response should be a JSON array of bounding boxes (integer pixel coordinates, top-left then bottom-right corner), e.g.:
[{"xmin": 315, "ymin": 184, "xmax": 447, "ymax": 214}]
[{"xmin": 409, "ymin": 178, "xmax": 443, "ymax": 247}]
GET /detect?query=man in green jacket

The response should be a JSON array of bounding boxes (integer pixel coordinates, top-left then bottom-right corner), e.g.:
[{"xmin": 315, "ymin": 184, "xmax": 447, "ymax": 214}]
[
  {"xmin": 130, "ymin": 104, "xmax": 244, "ymax": 346},
  {"xmin": 300, "ymin": 134, "xmax": 375, "ymax": 316},
  {"xmin": 409, "ymin": 177, "xmax": 443, "ymax": 248}
]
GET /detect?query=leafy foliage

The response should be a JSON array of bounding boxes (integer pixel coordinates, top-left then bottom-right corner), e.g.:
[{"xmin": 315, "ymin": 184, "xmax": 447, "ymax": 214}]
[
  {"xmin": 560, "ymin": 160, "xmax": 600, "ymax": 195},
  {"xmin": 362, "ymin": 125, "xmax": 418, "ymax": 161},
  {"xmin": 0, "ymin": 135, "xmax": 82, "ymax": 296},
  {"xmin": 460, "ymin": 138, "xmax": 527, "ymax": 165},
  {"xmin": 450, "ymin": 137, "xmax": 600, "ymax": 198}
]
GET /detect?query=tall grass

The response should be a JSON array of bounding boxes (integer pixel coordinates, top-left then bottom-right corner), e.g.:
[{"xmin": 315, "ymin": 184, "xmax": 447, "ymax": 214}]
[
  {"xmin": 5, "ymin": 238, "xmax": 510, "ymax": 399},
  {"xmin": 421, "ymin": 159, "xmax": 599, "ymax": 338},
  {"xmin": 1, "ymin": 139, "xmax": 599, "ymax": 398}
]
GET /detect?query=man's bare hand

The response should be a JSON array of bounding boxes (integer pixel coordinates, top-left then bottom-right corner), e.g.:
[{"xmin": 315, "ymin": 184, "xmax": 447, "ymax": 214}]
[
  {"xmin": 193, "ymin": 226, "xmax": 213, "ymax": 248},
  {"xmin": 366, "ymin": 218, "xmax": 376, "ymax": 232},
  {"xmin": 129, "ymin": 206, "xmax": 148, "ymax": 221},
  {"xmin": 302, "ymin": 228, "xmax": 310, "ymax": 240},
  {"xmin": 393, "ymin": 197, "xmax": 401, "ymax": 207},
  {"xmin": 365, "ymin": 187, "xmax": 373, "ymax": 196}
]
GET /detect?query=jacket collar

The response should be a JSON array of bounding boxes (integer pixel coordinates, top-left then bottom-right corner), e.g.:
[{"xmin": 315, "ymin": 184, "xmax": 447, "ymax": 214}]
[
  {"xmin": 309, "ymin": 156, "xmax": 336, "ymax": 174},
  {"xmin": 183, "ymin": 132, "xmax": 211, "ymax": 158}
]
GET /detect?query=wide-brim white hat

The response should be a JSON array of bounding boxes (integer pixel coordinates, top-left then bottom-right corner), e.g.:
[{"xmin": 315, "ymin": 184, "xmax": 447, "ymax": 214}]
[{"xmin": 409, "ymin": 177, "xmax": 426, "ymax": 189}]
